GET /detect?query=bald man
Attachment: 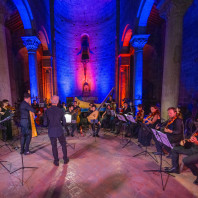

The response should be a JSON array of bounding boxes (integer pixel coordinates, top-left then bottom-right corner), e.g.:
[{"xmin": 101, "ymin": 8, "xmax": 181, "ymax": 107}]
[{"xmin": 43, "ymin": 95, "xmax": 69, "ymax": 166}]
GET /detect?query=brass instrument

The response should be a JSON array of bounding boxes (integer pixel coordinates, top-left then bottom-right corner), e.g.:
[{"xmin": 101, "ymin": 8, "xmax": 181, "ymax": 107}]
[{"xmin": 87, "ymin": 87, "xmax": 115, "ymax": 123}]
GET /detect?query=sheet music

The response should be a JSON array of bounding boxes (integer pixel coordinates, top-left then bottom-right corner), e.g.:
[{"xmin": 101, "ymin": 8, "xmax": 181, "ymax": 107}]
[
  {"xmin": 125, "ymin": 114, "xmax": 136, "ymax": 123},
  {"xmin": 117, "ymin": 114, "xmax": 127, "ymax": 122},
  {"xmin": 110, "ymin": 110, "xmax": 115, "ymax": 116},
  {"xmin": 65, "ymin": 114, "xmax": 72, "ymax": 123},
  {"xmin": 151, "ymin": 129, "xmax": 173, "ymax": 149}
]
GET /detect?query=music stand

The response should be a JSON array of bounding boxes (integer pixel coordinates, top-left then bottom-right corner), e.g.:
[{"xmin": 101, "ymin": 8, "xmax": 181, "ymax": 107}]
[
  {"xmin": 10, "ymin": 153, "xmax": 38, "ymax": 186},
  {"xmin": 144, "ymin": 129, "xmax": 175, "ymax": 191},
  {"xmin": 116, "ymin": 115, "xmax": 128, "ymax": 142},
  {"xmin": 122, "ymin": 115, "xmax": 136, "ymax": 148},
  {"xmin": 133, "ymin": 123, "xmax": 158, "ymax": 163}
]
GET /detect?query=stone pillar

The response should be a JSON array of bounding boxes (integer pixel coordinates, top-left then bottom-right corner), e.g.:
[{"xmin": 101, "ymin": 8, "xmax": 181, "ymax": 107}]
[
  {"xmin": 22, "ymin": 36, "xmax": 41, "ymax": 99},
  {"xmin": 130, "ymin": 34, "xmax": 150, "ymax": 108},
  {"xmin": 159, "ymin": 0, "xmax": 193, "ymax": 119},
  {"xmin": 0, "ymin": 10, "xmax": 12, "ymax": 103}
]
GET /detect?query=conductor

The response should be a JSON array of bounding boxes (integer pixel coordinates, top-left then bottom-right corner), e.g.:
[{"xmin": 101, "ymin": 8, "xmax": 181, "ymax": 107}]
[{"xmin": 43, "ymin": 95, "xmax": 69, "ymax": 166}]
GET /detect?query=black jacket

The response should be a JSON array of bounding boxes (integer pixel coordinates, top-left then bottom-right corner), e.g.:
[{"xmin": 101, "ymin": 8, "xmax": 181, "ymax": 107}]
[
  {"xmin": 43, "ymin": 106, "xmax": 66, "ymax": 137},
  {"xmin": 20, "ymin": 101, "xmax": 36, "ymax": 121}
]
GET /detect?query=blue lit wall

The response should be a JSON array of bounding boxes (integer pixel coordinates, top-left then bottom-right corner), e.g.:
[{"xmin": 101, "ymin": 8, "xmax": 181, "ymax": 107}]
[
  {"xmin": 54, "ymin": 0, "xmax": 116, "ymax": 102},
  {"xmin": 179, "ymin": 0, "xmax": 198, "ymax": 104}
]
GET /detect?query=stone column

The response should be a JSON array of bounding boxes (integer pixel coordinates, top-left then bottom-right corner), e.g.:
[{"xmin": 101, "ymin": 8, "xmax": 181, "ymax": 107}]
[
  {"xmin": 22, "ymin": 36, "xmax": 41, "ymax": 99},
  {"xmin": 130, "ymin": 34, "xmax": 150, "ymax": 108},
  {"xmin": 159, "ymin": 0, "xmax": 193, "ymax": 119},
  {"xmin": 0, "ymin": 9, "xmax": 12, "ymax": 103}
]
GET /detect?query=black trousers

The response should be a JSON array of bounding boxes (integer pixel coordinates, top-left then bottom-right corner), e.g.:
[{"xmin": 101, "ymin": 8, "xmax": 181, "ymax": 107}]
[
  {"xmin": 91, "ymin": 122, "xmax": 101, "ymax": 135},
  {"xmin": 20, "ymin": 120, "xmax": 32, "ymax": 153},
  {"xmin": 50, "ymin": 134, "xmax": 68, "ymax": 163},
  {"xmin": 172, "ymin": 145, "xmax": 198, "ymax": 176},
  {"xmin": 65, "ymin": 123, "xmax": 77, "ymax": 135}
]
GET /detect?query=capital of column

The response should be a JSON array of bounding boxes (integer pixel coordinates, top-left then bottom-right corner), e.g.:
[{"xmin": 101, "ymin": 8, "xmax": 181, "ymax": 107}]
[
  {"xmin": 158, "ymin": 0, "xmax": 193, "ymax": 21},
  {"xmin": 130, "ymin": 35, "xmax": 150, "ymax": 50},
  {"xmin": 21, "ymin": 36, "xmax": 41, "ymax": 52}
]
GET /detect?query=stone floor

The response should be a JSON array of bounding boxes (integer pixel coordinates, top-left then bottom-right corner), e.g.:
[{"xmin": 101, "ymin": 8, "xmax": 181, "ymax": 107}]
[{"xmin": 0, "ymin": 128, "xmax": 198, "ymax": 198}]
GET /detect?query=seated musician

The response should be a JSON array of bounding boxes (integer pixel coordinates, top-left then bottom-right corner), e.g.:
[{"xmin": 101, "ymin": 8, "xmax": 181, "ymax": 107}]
[
  {"xmin": 176, "ymin": 106, "xmax": 183, "ymax": 120},
  {"xmin": 32, "ymin": 100, "xmax": 39, "ymax": 110},
  {"xmin": 127, "ymin": 104, "xmax": 144, "ymax": 138},
  {"xmin": 101, "ymin": 104, "xmax": 112, "ymax": 129},
  {"xmin": 153, "ymin": 107, "xmax": 184, "ymax": 156},
  {"xmin": 65, "ymin": 105, "xmax": 77, "ymax": 137},
  {"xmin": 165, "ymin": 134, "xmax": 198, "ymax": 185},
  {"xmin": 61, "ymin": 102, "xmax": 67, "ymax": 113},
  {"xmin": 138, "ymin": 105, "xmax": 160, "ymax": 146},
  {"xmin": 73, "ymin": 101, "xmax": 80, "ymax": 110},
  {"xmin": 114, "ymin": 102, "xmax": 130, "ymax": 135},
  {"xmin": 107, "ymin": 95, "xmax": 115, "ymax": 105},
  {"xmin": 89, "ymin": 105, "xmax": 101, "ymax": 137}
]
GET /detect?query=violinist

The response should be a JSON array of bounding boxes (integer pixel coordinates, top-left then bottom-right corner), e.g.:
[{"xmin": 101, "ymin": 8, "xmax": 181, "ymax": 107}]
[
  {"xmin": 114, "ymin": 102, "xmax": 130, "ymax": 135},
  {"xmin": 32, "ymin": 100, "xmax": 39, "ymax": 110},
  {"xmin": 176, "ymin": 106, "xmax": 183, "ymax": 120},
  {"xmin": 153, "ymin": 107, "xmax": 184, "ymax": 156},
  {"xmin": 135, "ymin": 104, "xmax": 144, "ymax": 122},
  {"xmin": 165, "ymin": 133, "xmax": 198, "ymax": 185},
  {"xmin": 138, "ymin": 105, "xmax": 160, "ymax": 146},
  {"xmin": 65, "ymin": 105, "xmax": 77, "ymax": 137}
]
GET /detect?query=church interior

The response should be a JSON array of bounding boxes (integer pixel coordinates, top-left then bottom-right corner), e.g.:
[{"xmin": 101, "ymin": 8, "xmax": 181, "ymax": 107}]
[{"xmin": 0, "ymin": 0, "xmax": 198, "ymax": 197}]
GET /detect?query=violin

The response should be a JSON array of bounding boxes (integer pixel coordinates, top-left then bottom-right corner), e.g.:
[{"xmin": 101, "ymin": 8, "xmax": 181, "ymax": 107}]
[
  {"xmin": 143, "ymin": 111, "xmax": 158, "ymax": 124},
  {"xmin": 165, "ymin": 115, "xmax": 178, "ymax": 129},
  {"xmin": 136, "ymin": 110, "xmax": 144, "ymax": 122},
  {"xmin": 180, "ymin": 131, "xmax": 198, "ymax": 148}
]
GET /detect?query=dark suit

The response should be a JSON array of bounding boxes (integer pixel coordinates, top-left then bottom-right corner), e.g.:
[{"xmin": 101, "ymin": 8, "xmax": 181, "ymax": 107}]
[
  {"xmin": 43, "ymin": 106, "xmax": 68, "ymax": 163},
  {"xmin": 19, "ymin": 101, "xmax": 36, "ymax": 153}
]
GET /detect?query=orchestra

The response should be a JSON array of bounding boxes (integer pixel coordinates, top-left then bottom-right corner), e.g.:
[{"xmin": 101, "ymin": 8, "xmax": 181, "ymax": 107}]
[{"xmin": 0, "ymin": 92, "xmax": 198, "ymax": 185}]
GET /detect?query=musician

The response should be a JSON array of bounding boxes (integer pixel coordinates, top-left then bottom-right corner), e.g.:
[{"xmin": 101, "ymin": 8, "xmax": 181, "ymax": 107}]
[
  {"xmin": 176, "ymin": 106, "xmax": 183, "ymax": 120},
  {"xmin": 114, "ymin": 102, "xmax": 130, "ymax": 135},
  {"xmin": 32, "ymin": 100, "xmax": 39, "ymax": 110},
  {"xmin": 90, "ymin": 105, "xmax": 101, "ymax": 137},
  {"xmin": 107, "ymin": 95, "xmax": 115, "ymax": 105},
  {"xmin": 126, "ymin": 104, "xmax": 144, "ymax": 138},
  {"xmin": 61, "ymin": 102, "xmax": 67, "ymax": 113},
  {"xmin": 43, "ymin": 95, "xmax": 69, "ymax": 166},
  {"xmin": 138, "ymin": 105, "xmax": 160, "ymax": 146},
  {"xmin": 129, "ymin": 101, "xmax": 136, "ymax": 116},
  {"xmin": 73, "ymin": 101, "xmax": 80, "ymax": 110},
  {"xmin": 65, "ymin": 105, "xmax": 77, "ymax": 137},
  {"xmin": 101, "ymin": 104, "xmax": 112, "ymax": 129},
  {"xmin": 165, "ymin": 135, "xmax": 198, "ymax": 185},
  {"xmin": 19, "ymin": 93, "xmax": 36, "ymax": 155},
  {"xmin": 154, "ymin": 107, "xmax": 184, "ymax": 156},
  {"xmin": 1, "ymin": 99, "xmax": 13, "ymax": 140}
]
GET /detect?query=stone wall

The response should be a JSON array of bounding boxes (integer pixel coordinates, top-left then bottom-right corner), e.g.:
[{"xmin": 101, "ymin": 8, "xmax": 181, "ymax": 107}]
[{"xmin": 179, "ymin": 0, "xmax": 198, "ymax": 105}]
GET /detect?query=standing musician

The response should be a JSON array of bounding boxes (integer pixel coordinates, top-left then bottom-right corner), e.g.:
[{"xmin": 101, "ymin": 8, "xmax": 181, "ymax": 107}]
[
  {"xmin": 138, "ymin": 105, "xmax": 160, "ymax": 146},
  {"xmin": 65, "ymin": 105, "xmax": 77, "ymax": 137},
  {"xmin": 89, "ymin": 105, "xmax": 101, "ymax": 137},
  {"xmin": 153, "ymin": 107, "xmax": 184, "ymax": 156},
  {"xmin": 19, "ymin": 93, "xmax": 36, "ymax": 155},
  {"xmin": 43, "ymin": 95, "xmax": 69, "ymax": 166},
  {"xmin": 165, "ymin": 133, "xmax": 198, "ymax": 185}
]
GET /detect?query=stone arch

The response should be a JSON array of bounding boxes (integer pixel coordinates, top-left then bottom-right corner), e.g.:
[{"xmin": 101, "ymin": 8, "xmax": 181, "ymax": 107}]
[
  {"xmin": 12, "ymin": 0, "xmax": 33, "ymax": 31},
  {"xmin": 121, "ymin": 24, "xmax": 133, "ymax": 47},
  {"xmin": 137, "ymin": 0, "xmax": 155, "ymax": 27}
]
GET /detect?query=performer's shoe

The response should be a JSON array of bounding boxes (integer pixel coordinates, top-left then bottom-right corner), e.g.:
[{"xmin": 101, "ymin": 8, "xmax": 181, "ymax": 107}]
[
  {"xmin": 193, "ymin": 177, "xmax": 198, "ymax": 185},
  {"xmin": 96, "ymin": 134, "xmax": 100, "ymax": 137},
  {"xmin": 53, "ymin": 161, "xmax": 59, "ymax": 166},
  {"xmin": 153, "ymin": 152, "xmax": 165, "ymax": 156},
  {"xmin": 64, "ymin": 158, "xmax": 69, "ymax": 164},
  {"xmin": 165, "ymin": 167, "xmax": 180, "ymax": 174},
  {"xmin": 24, "ymin": 151, "xmax": 34, "ymax": 155}
]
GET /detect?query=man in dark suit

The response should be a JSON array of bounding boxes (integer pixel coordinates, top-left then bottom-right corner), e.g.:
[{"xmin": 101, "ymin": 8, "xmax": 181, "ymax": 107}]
[
  {"xmin": 43, "ymin": 95, "xmax": 69, "ymax": 166},
  {"xmin": 19, "ymin": 93, "xmax": 36, "ymax": 155}
]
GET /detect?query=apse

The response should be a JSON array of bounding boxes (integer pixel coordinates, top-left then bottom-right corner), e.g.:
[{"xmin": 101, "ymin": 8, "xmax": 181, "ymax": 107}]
[{"xmin": 54, "ymin": 0, "xmax": 116, "ymax": 102}]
